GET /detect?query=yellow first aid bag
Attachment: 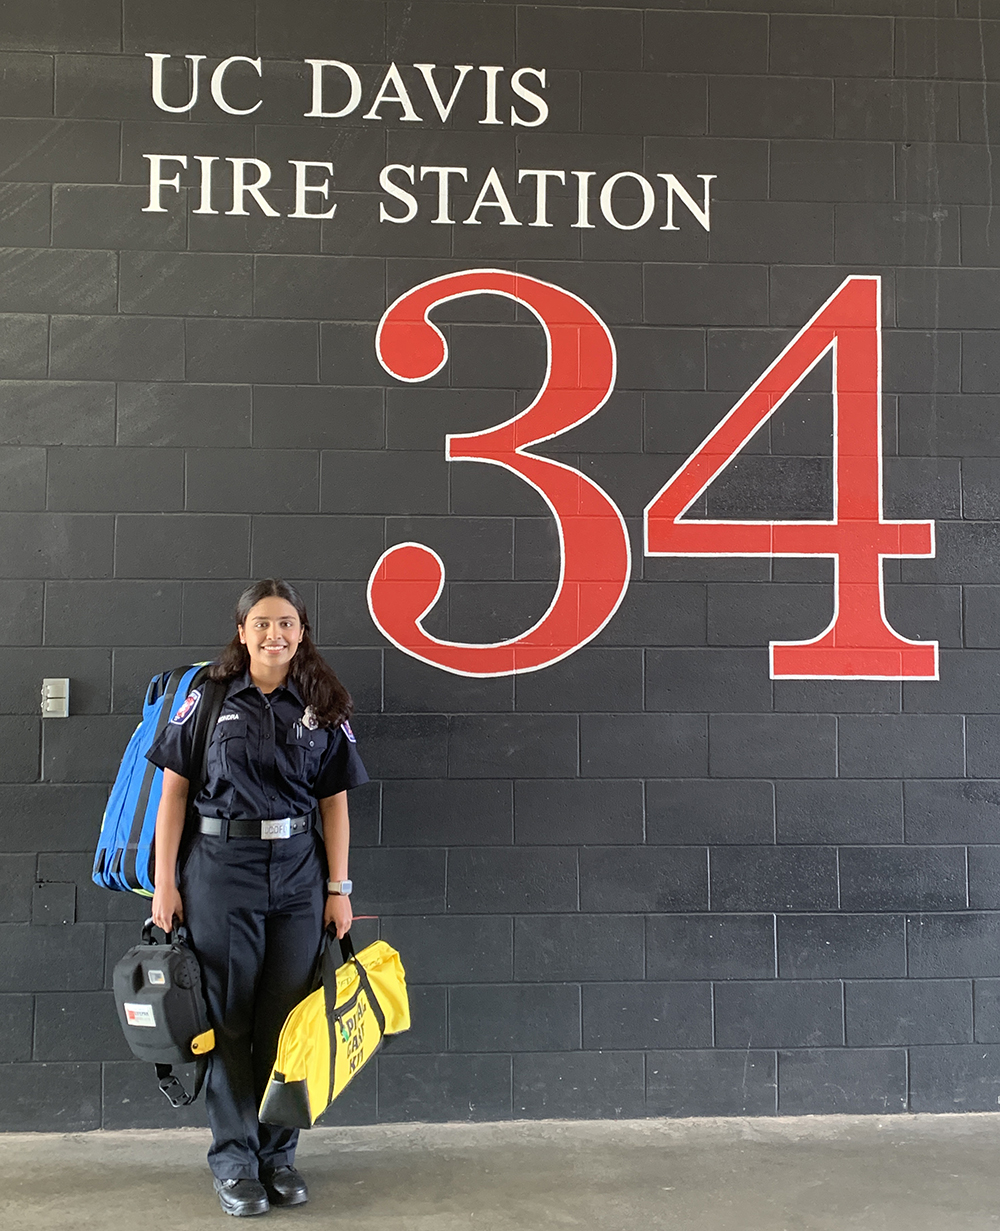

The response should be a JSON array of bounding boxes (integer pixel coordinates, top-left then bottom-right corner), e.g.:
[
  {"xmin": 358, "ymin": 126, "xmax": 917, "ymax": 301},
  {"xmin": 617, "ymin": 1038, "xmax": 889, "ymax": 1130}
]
[{"xmin": 259, "ymin": 929, "xmax": 410, "ymax": 1129}]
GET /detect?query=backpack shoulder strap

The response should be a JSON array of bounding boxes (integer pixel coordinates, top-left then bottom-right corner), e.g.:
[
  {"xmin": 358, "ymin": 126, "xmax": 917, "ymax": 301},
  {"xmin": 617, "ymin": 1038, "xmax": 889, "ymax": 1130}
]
[
  {"xmin": 128, "ymin": 665, "xmax": 192, "ymax": 851},
  {"xmin": 186, "ymin": 672, "xmax": 228, "ymax": 800}
]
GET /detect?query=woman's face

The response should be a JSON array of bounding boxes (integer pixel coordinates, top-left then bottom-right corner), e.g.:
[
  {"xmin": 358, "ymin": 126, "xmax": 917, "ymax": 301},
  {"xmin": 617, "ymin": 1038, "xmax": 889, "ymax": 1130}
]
[{"xmin": 238, "ymin": 597, "xmax": 304, "ymax": 674}]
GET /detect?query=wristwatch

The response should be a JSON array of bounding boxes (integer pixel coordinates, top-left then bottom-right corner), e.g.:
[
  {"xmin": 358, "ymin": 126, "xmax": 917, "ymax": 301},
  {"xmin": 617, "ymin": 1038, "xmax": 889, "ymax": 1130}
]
[{"xmin": 327, "ymin": 879, "xmax": 352, "ymax": 896}]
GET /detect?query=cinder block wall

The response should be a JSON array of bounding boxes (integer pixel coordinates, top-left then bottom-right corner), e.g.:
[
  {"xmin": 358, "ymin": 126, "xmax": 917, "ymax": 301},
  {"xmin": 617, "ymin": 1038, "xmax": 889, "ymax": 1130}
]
[{"xmin": 1, "ymin": 0, "xmax": 998, "ymax": 1129}]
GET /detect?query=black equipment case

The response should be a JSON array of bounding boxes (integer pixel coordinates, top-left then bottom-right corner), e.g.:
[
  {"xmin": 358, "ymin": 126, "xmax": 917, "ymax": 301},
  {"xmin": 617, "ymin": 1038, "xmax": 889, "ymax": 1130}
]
[{"xmin": 112, "ymin": 918, "xmax": 215, "ymax": 1106}]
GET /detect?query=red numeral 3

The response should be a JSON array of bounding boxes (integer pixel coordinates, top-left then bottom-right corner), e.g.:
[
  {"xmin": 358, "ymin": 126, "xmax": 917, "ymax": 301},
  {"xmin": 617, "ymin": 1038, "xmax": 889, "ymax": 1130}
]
[
  {"xmin": 645, "ymin": 275, "xmax": 937, "ymax": 679},
  {"xmin": 368, "ymin": 269, "xmax": 632, "ymax": 676}
]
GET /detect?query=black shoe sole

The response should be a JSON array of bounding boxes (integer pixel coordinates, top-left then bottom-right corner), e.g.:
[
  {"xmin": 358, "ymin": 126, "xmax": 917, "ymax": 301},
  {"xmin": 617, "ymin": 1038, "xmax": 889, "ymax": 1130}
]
[{"xmin": 218, "ymin": 1197, "xmax": 269, "ymax": 1217}]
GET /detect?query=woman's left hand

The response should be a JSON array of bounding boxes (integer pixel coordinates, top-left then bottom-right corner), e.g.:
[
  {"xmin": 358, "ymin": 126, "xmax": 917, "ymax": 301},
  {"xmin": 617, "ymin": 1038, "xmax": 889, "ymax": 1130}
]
[{"xmin": 324, "ymin": 892, "xmax": 353, "ymax": 939}]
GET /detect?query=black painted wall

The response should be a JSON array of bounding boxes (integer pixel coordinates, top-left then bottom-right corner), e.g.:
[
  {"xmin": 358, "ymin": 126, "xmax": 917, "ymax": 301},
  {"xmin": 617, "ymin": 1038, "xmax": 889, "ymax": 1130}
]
[{"xmin": 2, "ymin": 0, "xmax": 1000, "ymax": 1130}]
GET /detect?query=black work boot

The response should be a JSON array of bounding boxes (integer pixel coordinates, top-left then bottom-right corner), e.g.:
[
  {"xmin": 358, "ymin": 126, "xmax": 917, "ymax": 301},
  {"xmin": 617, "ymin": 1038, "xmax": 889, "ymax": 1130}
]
[
  {"xmin": 261, "ymin": 1165, "xmax": 309, "ymax": 1207},
  {"xmin": 213, "ymin": 1177, "xmax": 270, "ymax": 1217}
]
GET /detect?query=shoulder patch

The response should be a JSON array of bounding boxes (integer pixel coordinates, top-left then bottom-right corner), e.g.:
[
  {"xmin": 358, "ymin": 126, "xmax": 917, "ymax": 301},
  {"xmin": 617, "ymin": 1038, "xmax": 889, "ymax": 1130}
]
[
  {"xmin": 170, "ymin": 689, "xmax": 202, "ymax": 726},
  {"xmin": 342, "ymin": 719, "xmax": 356, "ymax": 743}
]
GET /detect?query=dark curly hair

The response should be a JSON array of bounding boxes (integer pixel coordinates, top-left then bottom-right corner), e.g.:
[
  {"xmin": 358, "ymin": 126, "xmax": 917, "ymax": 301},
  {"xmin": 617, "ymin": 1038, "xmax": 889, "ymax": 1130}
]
[{"xmin": 209, "ymin": 579, "xmax": 353, "ymax": 729}]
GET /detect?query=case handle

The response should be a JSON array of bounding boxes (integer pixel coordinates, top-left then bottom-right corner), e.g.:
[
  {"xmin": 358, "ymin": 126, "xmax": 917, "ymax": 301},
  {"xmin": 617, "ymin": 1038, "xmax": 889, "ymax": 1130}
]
[{"xmin": 142, "ymin": 915, "xmax": 189, "ymax": 946}]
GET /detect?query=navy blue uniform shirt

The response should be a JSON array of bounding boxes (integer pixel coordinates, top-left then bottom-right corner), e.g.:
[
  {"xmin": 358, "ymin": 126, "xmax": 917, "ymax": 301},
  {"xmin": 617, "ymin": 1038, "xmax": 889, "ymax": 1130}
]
[{"xmin": 146, "ymin": 669, "xmax": 368, "ymax": 821}]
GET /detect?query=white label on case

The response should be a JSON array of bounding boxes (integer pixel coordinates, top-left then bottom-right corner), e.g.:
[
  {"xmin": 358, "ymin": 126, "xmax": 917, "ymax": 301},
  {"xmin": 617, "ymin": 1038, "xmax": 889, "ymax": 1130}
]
[
  {"xmin": 147, "ymin": 970, "xmax": 165, "ymax": 985},
  {"xmin": 124, "ymin": 1003, "xmax": 156, "ymax": 1028}
]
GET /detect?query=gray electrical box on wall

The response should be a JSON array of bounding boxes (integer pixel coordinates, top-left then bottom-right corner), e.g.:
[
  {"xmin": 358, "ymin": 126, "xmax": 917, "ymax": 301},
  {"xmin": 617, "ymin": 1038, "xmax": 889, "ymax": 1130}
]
[{"xmin": 41, "ymin": 679, "xmax": 70, "ymax": 719}]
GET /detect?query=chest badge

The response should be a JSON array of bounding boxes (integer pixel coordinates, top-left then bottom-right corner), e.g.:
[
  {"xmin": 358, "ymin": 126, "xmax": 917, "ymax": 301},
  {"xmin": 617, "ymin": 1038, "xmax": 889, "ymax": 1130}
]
[{"xmin": 302, "ymin": 706, "xmax": 320, "ymax": 731}]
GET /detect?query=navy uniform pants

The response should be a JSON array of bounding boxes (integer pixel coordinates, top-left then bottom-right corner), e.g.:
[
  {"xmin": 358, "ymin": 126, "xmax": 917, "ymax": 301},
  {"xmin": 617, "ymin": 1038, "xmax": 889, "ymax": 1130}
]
[{"xmin": 181, "ymin": 828, "xmax": 325, "ymax": 1180}]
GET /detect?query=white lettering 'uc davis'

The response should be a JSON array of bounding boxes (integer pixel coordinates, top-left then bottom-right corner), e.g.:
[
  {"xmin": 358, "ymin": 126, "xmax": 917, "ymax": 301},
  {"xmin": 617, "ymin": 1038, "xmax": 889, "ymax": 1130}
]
[{"xmin": 170, "ymin": 689, "xmax": 202, "ymax": 725}]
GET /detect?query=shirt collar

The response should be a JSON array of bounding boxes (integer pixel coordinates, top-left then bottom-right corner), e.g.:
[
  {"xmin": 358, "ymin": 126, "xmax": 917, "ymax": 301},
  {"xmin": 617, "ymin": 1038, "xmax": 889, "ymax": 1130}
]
[{"xmin": 227, "ymin": 668, "xmax": 305, "ymax": 706}]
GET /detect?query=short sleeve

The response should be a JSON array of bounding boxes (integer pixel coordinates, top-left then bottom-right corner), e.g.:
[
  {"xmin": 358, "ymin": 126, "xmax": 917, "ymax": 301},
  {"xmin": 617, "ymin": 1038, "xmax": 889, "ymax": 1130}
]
[
  {"xmin": 313, "ymin": 720, "xmax": 369, "ymax": 798},
  {"xmin": 146, "ymin": 689, "xmax": 203, "ymax": 779}
]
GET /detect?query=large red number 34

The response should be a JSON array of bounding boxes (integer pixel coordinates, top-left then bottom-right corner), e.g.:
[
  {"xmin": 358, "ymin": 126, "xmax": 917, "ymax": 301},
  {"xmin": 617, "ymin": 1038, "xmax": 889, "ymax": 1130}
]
[
  {"xmin": 369, "ymin": 271, "xmax": 938, "ymax": 681},
  {"xmin": 368, "ymin": 270, "xmax": 632, "ymax": 675}
]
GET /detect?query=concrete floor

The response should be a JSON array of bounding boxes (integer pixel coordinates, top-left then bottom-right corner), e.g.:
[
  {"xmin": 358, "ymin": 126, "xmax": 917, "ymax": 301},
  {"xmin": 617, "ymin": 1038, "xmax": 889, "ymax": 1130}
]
[{"xmin": 3, "ymin": 1115, "xmax": 1000, "ymax": 1230}]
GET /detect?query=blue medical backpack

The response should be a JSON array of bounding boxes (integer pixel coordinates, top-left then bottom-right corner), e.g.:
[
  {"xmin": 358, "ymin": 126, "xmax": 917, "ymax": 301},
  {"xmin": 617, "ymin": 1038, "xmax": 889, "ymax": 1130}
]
[{"xmin": 93, "ymin": 664, "xmax": 226, "ymax": 896}]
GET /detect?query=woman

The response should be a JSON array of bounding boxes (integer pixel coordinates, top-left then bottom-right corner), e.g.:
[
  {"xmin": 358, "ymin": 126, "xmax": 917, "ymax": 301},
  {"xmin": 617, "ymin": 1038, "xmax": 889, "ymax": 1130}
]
[{"xmin": 148, "ymin": 579, "xmax": 368, "ymax": 1217}]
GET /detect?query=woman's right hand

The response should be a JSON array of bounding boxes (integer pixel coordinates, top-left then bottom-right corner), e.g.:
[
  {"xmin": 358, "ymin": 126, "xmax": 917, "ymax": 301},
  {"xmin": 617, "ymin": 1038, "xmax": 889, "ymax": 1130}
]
[{"xmin": 151, "ymin": 883, "xmax": 184, "ymax": 934}]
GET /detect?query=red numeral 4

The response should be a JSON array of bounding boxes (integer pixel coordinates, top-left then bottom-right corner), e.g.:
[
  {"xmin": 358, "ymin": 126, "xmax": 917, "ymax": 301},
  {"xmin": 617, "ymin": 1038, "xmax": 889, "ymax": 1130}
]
[{"xmin": 644, "ymin": 275, "xmax": 937, "ymax": 680}]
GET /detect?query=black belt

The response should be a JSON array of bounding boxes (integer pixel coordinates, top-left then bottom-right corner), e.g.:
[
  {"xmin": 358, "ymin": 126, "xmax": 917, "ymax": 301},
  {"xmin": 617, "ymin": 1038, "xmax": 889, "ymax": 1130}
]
[{"xmin": 197, "ymin": 812, "xmax": 314, "ymax": 840}]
